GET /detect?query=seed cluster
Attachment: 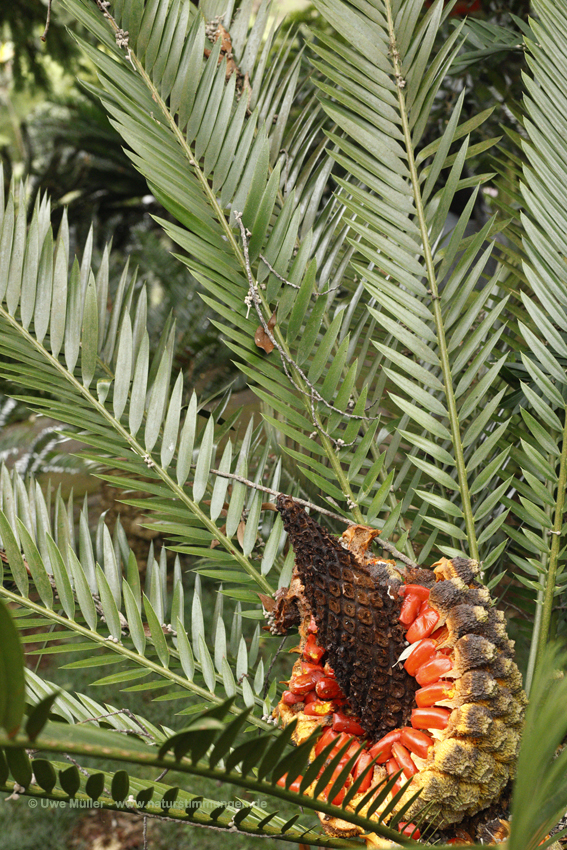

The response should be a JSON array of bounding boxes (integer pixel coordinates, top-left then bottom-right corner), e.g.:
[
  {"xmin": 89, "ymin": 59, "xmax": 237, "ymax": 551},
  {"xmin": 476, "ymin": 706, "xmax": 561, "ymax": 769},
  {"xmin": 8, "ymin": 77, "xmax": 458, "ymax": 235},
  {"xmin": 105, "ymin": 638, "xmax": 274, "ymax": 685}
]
[{"xmin": 272, "ymin": 496, "xmax": 526, "ymax": 838}]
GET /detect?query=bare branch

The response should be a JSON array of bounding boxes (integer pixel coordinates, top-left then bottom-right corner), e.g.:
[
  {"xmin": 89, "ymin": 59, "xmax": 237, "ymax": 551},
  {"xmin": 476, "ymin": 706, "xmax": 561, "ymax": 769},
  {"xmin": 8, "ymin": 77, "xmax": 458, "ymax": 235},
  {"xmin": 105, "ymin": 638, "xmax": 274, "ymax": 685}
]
[
  {"xmin": 234, "ymin": 212, "xmax": 376, "ymax": 439},
  {"xmin": 78, "ymin": 708, "xmax": 155, "ymax": 740},
  {"xmin": 40, "ymin": 0, "xmax": 52, "ymax": 42},
  {"xmin": 259, "ymin": 253, "xmax": 341, "ymax": 295},
  {"xmin": 207, "ymin": 470, "xmax": 419, "ymax": 568},
  {"xmin": 262, "ymin": 634, "xmax": 288, "ymax": 700},
  {"xmin": 210, "ymin": 469, "xmax": 348, "ymax": 522}
]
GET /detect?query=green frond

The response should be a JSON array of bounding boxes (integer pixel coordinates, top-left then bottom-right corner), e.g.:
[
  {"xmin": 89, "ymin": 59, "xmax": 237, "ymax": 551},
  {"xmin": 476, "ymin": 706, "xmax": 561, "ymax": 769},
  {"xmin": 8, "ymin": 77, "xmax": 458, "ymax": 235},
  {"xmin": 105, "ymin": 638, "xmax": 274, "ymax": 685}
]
[
  {"xmin": 55, "ymin": 0, "xmax": 417, "ymax": 540},
  {"xmin": 0, "ymin": 603, "xmax": 423, "ymax": 847},
  {"xmin": 299, "ymin": 0, "xmax": 514, "ymax": 565},
  {"xmin": 0, "ymin": 171, "xmax": 292, "ymax": 596},
  {"xmin": 494, "ymin": 0, "xmax": 567, "ymax": 691},
  {"xmin": 0, "ymin": 467, "xmax": 278, "ymax": 724},
  {"xmin": 508, "ymin": 643, "xmax": 567, "ymax": 850}
]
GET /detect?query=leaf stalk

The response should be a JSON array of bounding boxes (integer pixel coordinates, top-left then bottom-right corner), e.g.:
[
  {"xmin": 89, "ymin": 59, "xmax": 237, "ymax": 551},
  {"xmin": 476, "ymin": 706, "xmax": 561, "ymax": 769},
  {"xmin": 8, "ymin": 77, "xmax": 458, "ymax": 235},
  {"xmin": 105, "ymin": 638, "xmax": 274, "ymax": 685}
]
[{"xmin": 384, "ymin": 0, "xmax": 479, "ymax": 561}]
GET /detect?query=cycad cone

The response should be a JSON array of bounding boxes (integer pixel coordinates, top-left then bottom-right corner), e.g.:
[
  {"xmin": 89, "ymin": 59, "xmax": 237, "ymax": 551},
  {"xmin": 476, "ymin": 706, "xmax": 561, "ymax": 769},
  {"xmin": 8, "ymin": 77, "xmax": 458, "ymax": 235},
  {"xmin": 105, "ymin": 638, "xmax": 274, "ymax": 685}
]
[{"xmin": 272, "ymin": 497, "xmax": 527, "ymax": 843}]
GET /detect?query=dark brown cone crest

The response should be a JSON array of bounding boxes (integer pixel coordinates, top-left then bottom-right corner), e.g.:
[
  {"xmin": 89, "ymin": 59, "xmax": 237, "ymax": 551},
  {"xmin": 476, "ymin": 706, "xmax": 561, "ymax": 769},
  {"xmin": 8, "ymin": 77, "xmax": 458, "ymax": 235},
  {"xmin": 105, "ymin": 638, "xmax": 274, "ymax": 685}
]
[{"xmin": 275, "ymin": 494, "xmax": 417, "ymax": 738}]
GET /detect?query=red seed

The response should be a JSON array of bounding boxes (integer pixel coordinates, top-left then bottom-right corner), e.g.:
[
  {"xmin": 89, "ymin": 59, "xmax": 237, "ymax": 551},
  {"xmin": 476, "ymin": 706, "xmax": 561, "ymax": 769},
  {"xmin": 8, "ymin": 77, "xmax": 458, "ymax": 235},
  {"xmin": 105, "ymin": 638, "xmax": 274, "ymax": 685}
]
[
  {"xmin": 430, "ymin": 624, "xmax": 449, "ymax": 643},
  {"xmin": 289, "ymin": 669, "xmax": 325, "ymax": 695},
  {"xmin": 316, "ymin": 677, "xmax": 343, "ymax": 700},
  {"xmin": 322, "ymin": 784, "xmax": 346, "ymax": 806},
  {"xmin": 392, "ymin": 742, "xmax": 418, "ymax": 779},
  {"xmin": 303, "ymin": 699, "xmax": 334, "ymax": 717},
  {"xmin": 352, "ymin": 752, "xmax": 374, "ymax": 793},
  {"xmin": 400, "ymin": 727, "xmax": 434, "ymax": 759},
  {"xmin": 386, "ymin": 758, "xmax": 399, "ymax": 775},
  {"xmin": 282, "ymin": 690, "xmax": 304, "ymax": 706},
  {"xmin": 314, "ymin": 727, "xmax": 339, "ymax": 757},
  {"xmin": 406, "ymin": 608, "xmax": 440, "ymax": 643},
  {"xmin": 331, "ymin": 788, "xmax": 346, "ymax": 805},
  {"xmin": 323, "ymin": 661, "xmax": 336, "ymax": 678},
  {"xmin": 415, "ymin": 681, "xmax": 455, "ymax": 707},
  {"xmin": 308, "ymin": 615, "xmax": 318, "ymax": 633},
  {"xmin": 335, "ymin": 733, "xmax": 360, "ymax": 757},
  {"xmin": 400, "ymin": 584, "xmax": 431, "ymax": 601},
  {"xmin": 304, "ymin": 691, "xmax": 318, "ymax": 704},
  {"xmin": 303, "ymin": 634, "xmax": 326, "ymax": 664},
  {"xmin": 404, "ymin": 639, "xmax": 437, "ymax": 676},
  {"xmin": 368, "ymin": 729, "xmax": 401, "ymax": 763},
  {"xmin": 344, "ymin": 740, "xmax": 363, "ymax": 762},
  {"xmin": 317, "ymin": 731, "xmax": 358, "ymax": 762},
  {"xmin": 329, "ymin": 760, "xmax": 349, "ymax": 784},
  {"xmin": 398, "ymin": 822, "xmax": 421, "ymax": 839},
  {"xmin": 332, "ymin": 712, "xmax": 365, "ymax": 736},
  {"xmin": 399, "ymin": 593, "xmax": 422, "ymax": 625},
  {"xmin": 319, "ymin": 759, "xmax": 353, "ymax": 805},
  {"xmin": 299, "ymin": 661, "xmax": 325, "ymax": 674},
  {"xmin": 411, "ymin": 707, "xmax": 451, "ymax": 730},
  {"xmin": 276, "ymin": 774, "xmax": 303, "ymax": 792},
  {"xmin": 386, "ymin": 757, "xmax": 402, "ymax": 795},
  {"xmin": 415, "ymin": 654, "xmax": 453, "ymax": 686}
]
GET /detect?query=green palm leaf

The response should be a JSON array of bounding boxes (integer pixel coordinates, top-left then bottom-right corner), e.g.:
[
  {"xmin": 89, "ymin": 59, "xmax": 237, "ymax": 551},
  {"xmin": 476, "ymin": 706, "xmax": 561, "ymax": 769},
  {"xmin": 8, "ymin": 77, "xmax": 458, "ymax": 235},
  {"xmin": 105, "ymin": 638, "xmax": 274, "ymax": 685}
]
[
  {"xmin": 0, "ymin": 625, "xmax": 424, "ymax": 848},
  {"xmin": 0, "ymin": 468, "xmax": 278, "ymax": 724},
  {"xmin": 302, "ymin": 0, "xmax": 512, "ymax": 566}
]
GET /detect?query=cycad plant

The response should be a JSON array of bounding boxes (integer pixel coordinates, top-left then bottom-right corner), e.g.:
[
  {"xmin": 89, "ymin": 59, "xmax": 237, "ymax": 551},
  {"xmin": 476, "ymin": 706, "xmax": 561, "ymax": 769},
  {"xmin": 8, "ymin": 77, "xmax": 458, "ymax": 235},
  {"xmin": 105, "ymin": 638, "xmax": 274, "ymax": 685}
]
[{"xmin": 1, "ymin": 0, "xmax": 567, "ymax": 846}]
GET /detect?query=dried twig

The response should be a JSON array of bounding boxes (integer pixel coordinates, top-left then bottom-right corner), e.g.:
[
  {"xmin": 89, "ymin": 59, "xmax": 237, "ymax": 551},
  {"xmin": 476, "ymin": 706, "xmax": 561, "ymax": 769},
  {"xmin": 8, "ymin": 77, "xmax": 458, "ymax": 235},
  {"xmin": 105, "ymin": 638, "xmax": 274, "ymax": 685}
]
[
  {"xmin": 64, "ymin": 754, "xmax": 91, "ymax": 777},
  {"xmin": 309, "ymin": 390, "xmax": 358, "ymax": 450},
  {"xmin": 210, "ymin": 470, "xmax": 348, "ymax": 522},
  {"xmin": 40, "ymin": 0, "xmax": 52, "ymax": 42},
  {"xmin": 258, "ymin": 253, "xmax": 341, "ymax": 295},
  {"xmin": 62, "ymin": 754, "xmax": 112, "ymax": 797},
  {"xmin": 206, "ymin": 473, "xmax": 419, "ymax": 568},
  {"xmin": 78, "ymin": 708, "xmax": 155, "ymax": 740},
  {"xmin": 93, "ymin": 0, "xmax": 137, "ymax": 68},
  {"xmin": 235, "ymin": 212, "xmax": 375, "ymax": 440},
  {"xmin": 262, "ymin": 634, "xmax": 288, "ymax": 700}
]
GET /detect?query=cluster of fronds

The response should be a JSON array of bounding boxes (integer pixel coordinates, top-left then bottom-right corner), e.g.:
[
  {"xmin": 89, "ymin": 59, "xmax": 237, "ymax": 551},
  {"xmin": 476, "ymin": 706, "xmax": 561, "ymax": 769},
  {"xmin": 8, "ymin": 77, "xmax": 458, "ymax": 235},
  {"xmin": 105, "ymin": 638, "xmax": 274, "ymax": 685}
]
[{"xmin": 1, "ymin": 0, "xmax": 567, "ymax": 846}]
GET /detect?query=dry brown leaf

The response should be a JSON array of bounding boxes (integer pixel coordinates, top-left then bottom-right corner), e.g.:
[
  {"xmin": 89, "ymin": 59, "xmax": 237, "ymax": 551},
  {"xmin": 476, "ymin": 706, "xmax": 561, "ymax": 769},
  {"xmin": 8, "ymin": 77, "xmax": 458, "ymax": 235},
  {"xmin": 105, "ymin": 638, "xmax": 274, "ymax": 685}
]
[
  {"xmin": 210, "ymin": 523, "xmax": 226, "ymax": 548},
  {"xmin": 258, "ymin": 593, "xmax": 275, "ymax": 612},
  {"xmin": 254, "ymin": 309, "xmax": 277, "ymax": 353},
  {"xmin": 204, "ymin": 24, "xmax": 240, "ymax": 81}
]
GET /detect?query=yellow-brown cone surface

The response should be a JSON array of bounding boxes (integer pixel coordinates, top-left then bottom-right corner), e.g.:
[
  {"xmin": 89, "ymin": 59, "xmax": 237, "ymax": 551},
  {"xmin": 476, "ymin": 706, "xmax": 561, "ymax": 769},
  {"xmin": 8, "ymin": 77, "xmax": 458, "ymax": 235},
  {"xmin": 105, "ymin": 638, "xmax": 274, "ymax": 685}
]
[{"xmin": 272, "ymin": 496, "xmax": 526, "ymax": 840}]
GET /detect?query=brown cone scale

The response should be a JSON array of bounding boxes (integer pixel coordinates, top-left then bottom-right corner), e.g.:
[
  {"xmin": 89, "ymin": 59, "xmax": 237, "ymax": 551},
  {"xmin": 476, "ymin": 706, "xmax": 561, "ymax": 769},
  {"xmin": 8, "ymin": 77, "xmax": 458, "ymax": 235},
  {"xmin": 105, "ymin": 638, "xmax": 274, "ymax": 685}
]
[
  {"xmin": 271, "ymin": 496, "xmax": 527, "ymax": 842},
  {"xmin": 275, "ymin": 495, "xmax": 418, "ymax": 738}
]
